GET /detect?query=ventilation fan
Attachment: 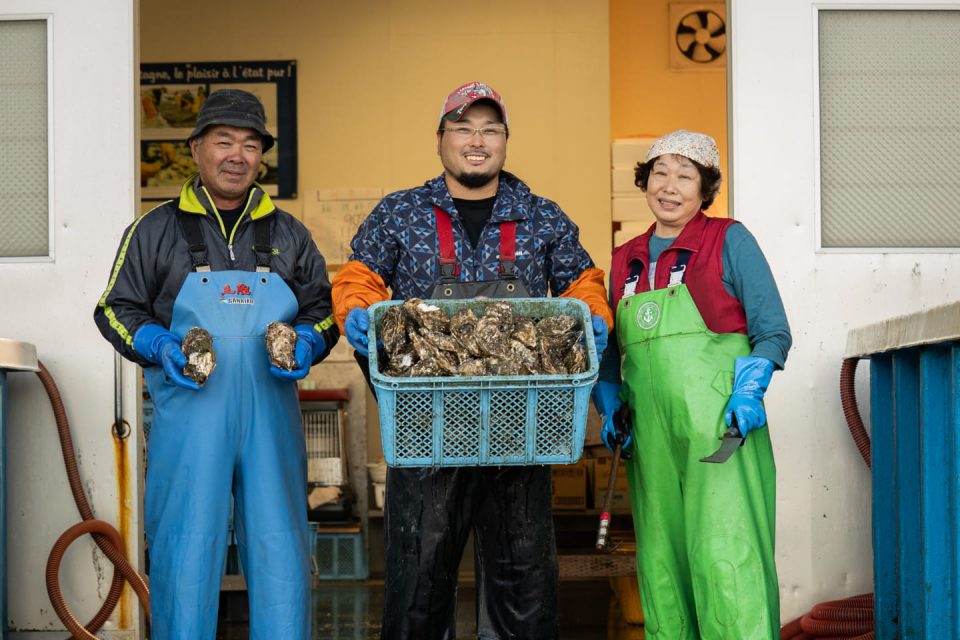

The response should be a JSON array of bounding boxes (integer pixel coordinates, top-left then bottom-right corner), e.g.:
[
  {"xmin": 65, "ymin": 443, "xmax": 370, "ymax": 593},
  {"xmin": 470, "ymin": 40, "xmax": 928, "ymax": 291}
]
[{"xmin": 669, "ymin": 3, "xmax": 726, "ymax": 71}]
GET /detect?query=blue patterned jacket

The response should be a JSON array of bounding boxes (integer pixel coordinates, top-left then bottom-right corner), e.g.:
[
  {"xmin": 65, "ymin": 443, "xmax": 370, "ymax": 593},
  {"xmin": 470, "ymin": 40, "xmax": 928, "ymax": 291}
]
[{"xmin": 348, "ymin": 172, "xmax": 596, "ymax": 299}]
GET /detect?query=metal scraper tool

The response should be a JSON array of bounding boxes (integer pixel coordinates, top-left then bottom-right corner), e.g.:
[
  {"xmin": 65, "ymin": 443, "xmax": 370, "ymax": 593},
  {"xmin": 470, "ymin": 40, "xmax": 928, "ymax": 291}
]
[{"xmin": 699, "ymin": 419, "xmax": 744, "ymax": 464}]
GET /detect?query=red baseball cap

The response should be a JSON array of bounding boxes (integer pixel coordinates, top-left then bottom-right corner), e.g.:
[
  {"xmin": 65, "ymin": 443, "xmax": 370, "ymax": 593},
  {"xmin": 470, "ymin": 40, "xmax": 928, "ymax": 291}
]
[{"xmin": 439, "ymin": 81, "xmax": 509, "ymax": 128}]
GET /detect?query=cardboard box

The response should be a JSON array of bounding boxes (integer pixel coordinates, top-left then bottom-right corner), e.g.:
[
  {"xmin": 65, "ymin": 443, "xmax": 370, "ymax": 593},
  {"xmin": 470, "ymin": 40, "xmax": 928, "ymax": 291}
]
[
  {"xmin": 593, "ymin": 456, "xmax": 631, "ymax": 511},
  {"xmin": 551, "ymin": 460, "xmax": 587, "ymax": 510}
]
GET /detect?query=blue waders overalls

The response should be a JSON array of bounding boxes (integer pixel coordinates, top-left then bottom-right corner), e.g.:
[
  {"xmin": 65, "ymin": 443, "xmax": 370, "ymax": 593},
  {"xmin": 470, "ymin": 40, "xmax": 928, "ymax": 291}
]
[
  {"xmin": 144, "ymin": 214, "xmax": 311, "ymax": 640},
  {"xmin": 381, "ymin": 208, "xmax": 559, "ymax": 640}
]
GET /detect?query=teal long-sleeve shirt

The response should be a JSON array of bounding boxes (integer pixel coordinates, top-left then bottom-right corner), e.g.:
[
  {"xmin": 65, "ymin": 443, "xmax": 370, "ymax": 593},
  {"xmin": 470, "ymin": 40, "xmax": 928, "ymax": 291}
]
[{"xmin": 598, "ymin": 223, "xmax": 792, "ymax": 383}]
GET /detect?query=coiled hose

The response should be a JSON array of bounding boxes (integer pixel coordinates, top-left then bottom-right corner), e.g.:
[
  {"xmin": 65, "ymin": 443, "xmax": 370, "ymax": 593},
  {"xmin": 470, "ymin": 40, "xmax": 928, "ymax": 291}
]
[
  {"xmin": 37, "ymin": 361, "xmax": 150, "ymax": 639},
  {"xmin": 780, "ymin": 357, "xmax": 874, "ymax": 639}
]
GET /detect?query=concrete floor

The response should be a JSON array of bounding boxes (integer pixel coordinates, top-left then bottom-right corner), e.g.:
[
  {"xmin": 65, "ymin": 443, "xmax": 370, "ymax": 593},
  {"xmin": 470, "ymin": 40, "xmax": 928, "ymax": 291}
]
[{"xmin": 216, "ymin": 579, "xmax": 644, "ymax": 639}]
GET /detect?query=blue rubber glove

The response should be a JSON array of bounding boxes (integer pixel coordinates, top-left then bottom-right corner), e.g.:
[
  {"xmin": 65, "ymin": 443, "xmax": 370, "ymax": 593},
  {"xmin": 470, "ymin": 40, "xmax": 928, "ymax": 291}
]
[
  {"xmin": 724, "ymin": 356, "xmax": 776, "ymax": 436},
  {"xmin": 591, "ymin": 380, "xmax": 632, "ymax": 454},
  {"xmin": 591, "ymin": 315, "xmax": 609, "ymax": 360},
  {"xmin": 270, "ymin": 324, "xmax": 326, "ymax": 381},
  {"xmin": 345, "ymin": 307, "xmax": 370, "ymax": 357},
  {"xmin": 132, "ymin": 324, "xmax": 201, "ymax": 391}
]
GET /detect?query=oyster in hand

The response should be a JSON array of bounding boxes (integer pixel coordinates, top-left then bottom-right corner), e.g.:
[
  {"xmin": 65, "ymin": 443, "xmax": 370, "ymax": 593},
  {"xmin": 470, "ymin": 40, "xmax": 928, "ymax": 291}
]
[
  {"xmin": 182, "ymin": 326, "xmax": 216, "ymax": 385},
  {"xmin": 265, "ymin": 321, "xmax": 298, "ymax": 371}
]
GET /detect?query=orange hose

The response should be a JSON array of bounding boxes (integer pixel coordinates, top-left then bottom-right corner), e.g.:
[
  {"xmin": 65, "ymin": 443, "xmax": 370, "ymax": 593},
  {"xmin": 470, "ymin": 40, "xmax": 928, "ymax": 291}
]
[{"xmin": 36, "ymin": 361, "xmax": 150, "ymax": 638}]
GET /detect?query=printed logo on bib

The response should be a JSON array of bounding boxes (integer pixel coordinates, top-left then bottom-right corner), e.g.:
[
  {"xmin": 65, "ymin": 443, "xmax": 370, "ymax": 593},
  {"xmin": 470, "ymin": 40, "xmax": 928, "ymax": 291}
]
[
  {"xmin": 219, "ymin": 283, "xmax": 255, "ymax": 305},
  {"xmin": 636, "ymin": 301, "xmax": 660, "ymax": 330}
]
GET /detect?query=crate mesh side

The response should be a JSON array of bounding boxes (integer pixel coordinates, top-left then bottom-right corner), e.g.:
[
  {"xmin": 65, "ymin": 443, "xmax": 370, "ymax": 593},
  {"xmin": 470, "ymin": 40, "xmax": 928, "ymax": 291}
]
[
  {"xmin": 336, "ymin": 537, "xmax": 357, "ymax": 577},
  {"xmin": 395, "ymin": 391, "xmax": 434, "ymax": 459},
  {"xmin": 489, "ymin": 389, "xmax": 527, "ymax": 458},
  {"xmin": 441, "ymin": 390, "xmax": 481, "ymax": 458},
  {"xmin": 535, "ymin": 388, "xmax": 576, "ymax": 457},
  {"xmin": 315, "ymin": 536, "xmax": 335, "ymax": 575}
]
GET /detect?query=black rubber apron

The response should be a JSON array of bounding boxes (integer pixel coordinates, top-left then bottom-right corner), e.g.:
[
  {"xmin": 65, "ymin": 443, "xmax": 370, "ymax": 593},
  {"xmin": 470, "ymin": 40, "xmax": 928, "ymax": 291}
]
[{"xmin": 382, "ymin": 207, "xmax": 558, "ymax": 640}]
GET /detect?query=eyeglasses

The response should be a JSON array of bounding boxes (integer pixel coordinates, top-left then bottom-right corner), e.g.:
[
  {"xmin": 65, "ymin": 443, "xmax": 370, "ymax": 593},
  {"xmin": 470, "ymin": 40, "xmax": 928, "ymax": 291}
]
[{"xmin": 440, "ymin": 126, "xmax": 507, "ymax": 139}]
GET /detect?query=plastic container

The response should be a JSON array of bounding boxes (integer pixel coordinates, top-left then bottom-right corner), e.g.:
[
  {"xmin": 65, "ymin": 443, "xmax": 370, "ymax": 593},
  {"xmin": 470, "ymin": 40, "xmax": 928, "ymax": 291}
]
[
  {"xmin": 367, "ymin": 298, "xmax": 599, "ymax": 468},
  {"xmin": 372, "ymin": 482, "xmax": 386, "ymax": 509},
  {"xmin": 310, "ymin": 523, "xmax": 368, "ymax": 581}
]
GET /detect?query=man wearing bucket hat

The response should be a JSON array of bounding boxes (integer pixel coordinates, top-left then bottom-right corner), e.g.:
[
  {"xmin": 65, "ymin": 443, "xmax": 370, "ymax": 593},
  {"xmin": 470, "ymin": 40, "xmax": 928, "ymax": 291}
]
[
  {"xmin": 94, "ymin": 88, "xmax": 339, "ymax": 639},
  {"xmin": 331, "ymin": 81, "xmax": 613, "ymax": 639},
  {"xmin": 593, "ymin": 130, "xmax": 791, "ymax": 638}
]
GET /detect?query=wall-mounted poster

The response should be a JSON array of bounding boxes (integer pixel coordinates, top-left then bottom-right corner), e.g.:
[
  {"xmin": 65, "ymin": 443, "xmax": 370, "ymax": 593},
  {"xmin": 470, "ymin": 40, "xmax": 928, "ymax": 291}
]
[{"xmin": 139, "ymin": 60, "xmax": 297, "ymax": 200}]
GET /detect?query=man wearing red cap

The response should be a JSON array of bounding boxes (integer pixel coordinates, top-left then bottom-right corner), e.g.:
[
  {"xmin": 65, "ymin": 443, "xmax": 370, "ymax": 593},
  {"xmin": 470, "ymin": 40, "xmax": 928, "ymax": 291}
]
[{"xmin": 332, "ymin": 81, "xmax": 613, "ymax": 639}]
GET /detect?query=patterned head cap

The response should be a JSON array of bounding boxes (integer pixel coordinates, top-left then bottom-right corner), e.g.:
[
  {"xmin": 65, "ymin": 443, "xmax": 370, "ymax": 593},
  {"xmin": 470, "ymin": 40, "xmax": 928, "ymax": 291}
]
[
  {"xmin": 439, "ymin": 81, "xmax": 509, "ymax": 128},
  {"xmin": 646, "ymin": 130, "xmax": 720, "ymax": 170}
]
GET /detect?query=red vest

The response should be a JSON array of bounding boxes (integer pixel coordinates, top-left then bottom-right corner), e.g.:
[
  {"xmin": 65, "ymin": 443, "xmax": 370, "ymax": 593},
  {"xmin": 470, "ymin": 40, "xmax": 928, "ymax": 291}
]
[{"xmin": 610, "ymin": 212, "xmax": 747, "ymax": 335}]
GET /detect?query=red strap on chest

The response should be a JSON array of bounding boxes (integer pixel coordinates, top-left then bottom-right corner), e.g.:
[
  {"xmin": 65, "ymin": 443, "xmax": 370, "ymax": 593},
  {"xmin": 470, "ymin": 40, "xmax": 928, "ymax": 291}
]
[
  {"xmin": 435, "ymin": 206, "xmax": 460, "ymax": 276},
  {"xmin": 434, "ymin": 206, "xmax": 517, "ymax": 275}
]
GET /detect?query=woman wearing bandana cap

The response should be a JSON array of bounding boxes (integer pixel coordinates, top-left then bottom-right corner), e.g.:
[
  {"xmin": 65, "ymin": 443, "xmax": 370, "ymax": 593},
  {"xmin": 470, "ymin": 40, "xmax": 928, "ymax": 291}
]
[{"xmin": 592, "ymin": 130, "xmax": 791, "ymax": 638}]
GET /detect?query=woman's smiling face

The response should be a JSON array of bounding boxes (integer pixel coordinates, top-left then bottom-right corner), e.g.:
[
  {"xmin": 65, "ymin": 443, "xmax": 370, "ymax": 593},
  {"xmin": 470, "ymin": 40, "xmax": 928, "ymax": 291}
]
[{"xmin": 644, "ymin": 153, "xmax": 704, "ymax": 237}]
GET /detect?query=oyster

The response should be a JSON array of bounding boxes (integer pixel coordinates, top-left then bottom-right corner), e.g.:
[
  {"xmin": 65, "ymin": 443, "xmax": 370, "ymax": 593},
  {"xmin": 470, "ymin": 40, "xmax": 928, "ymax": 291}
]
[
  {"xmin": 265, "ymin": 321, "xmax": 298, "ymax": 371},
  {"xmin": 384, "ymin": 348, "xmax": 416, "ymax": 374},
  {"xmin": 476, "ymin": 315, "xmax": 510, "ymax": 357},
  {"xmin": 380, "ymin": 305, "xmax": 408, "ymax": 356},
  {"xmin": 419, "ymin": 327, "xmax": 461, "ymax": 354},
  {"xmin": 511, "ymin": 317, "xmax": 538, "ymax": 349},
  {"xmin": 403, "ymin": 298, "xmax": 450, "ymax": 333},
  {"xmin": 564, "ymin": 342, "xmax": 587, "ymax": 374},
  {"xmin": 182, "ymin": 326, "xmax": 216, "ymax": 385},
  {"xmin": 408, "ymin": 328, "xmax": 457, "ymax": 376},
  {"xmin": 538, "ymin": 337, "xmax": 568, "ymax": 375},
  {"xmin": 485, "ymin": 357, "xmax": 521, "ymax": 376},
  {"xmin": 482, "ymin": 301, "xmax": 514, "ymax": 334},
  {"xmin": 450, "ymin": 307, "xmax": 482, "ymax": 356},
  {"xmin": 510, "ymin": 339, "xmax": 540, "ymax": 374},
  {"xmin": 457, "ymin": 358, "xmax": 487, "ymax": 376},
  {"xmin": 410, "ymin": 360, "xmax": 442, "ymax": 377},
  {"xmin": 536, "ymin": 315, "xmax": 578, "ymax": 337}
]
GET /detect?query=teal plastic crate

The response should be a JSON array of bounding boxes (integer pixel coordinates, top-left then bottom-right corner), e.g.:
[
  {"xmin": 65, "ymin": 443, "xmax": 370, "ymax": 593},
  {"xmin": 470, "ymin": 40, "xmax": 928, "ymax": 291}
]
[
  {"xmin": 311, "ymin": 524, "xmax": 368, "ymax": 581},
  {"xmin": 367, "ymin": 297, "xmax": 599, "ymax": 468}
]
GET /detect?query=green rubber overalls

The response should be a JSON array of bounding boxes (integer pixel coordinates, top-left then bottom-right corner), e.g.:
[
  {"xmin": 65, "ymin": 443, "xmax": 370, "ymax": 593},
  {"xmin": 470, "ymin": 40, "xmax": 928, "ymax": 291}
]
[{"xmin": 617, "ymin": 279, "xmax": 779, "ymax": 639}]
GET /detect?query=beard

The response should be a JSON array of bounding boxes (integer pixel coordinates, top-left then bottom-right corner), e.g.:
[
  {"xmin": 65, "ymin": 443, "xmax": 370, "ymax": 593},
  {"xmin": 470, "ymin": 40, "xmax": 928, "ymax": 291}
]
[{"xmin": 450, "ymin": 168, "xmax": 499, "ymax": 190}]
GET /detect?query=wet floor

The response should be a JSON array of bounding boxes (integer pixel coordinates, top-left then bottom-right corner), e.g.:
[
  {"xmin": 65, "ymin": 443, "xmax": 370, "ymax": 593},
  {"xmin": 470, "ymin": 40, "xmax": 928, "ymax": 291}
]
[{"xmin": 217, "ymin": 579, "xmax": 644, "ymax": 639}]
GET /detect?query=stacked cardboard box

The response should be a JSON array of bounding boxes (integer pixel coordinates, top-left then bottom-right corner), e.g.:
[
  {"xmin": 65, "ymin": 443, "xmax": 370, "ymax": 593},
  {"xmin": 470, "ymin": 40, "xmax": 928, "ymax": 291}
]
[{"xmin": 611, "ymin": 136, "xmax": 658, "ymax": 246}]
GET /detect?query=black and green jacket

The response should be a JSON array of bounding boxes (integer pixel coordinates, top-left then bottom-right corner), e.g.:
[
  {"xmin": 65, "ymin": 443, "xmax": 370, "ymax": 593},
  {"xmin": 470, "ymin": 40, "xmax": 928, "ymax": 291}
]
[{"xmin": 94, "ymin": 175, "xmax": 339, "ymax": 367}]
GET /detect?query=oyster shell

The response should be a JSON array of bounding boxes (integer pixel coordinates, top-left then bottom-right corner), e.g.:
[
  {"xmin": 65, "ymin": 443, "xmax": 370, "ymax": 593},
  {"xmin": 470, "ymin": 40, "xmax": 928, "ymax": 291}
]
[
  {"xmin": 476, "ymin": 315, "xmax": 510, "ymax": 357},
  {"xmin": 384, "ymin": 347, "xmax": 416, "ymax": 374},
  {"xmin": 482, "ymin": 302, "xmax": 514, "ymax": 334},
  {"xmin": 564, "ymin": 342, "xmax": 587, "ymax": 374},
  {"xmin": 419, "ymin": 327, "xmax": 461, "ymax": 354},
  {"xmin": 449, "ymin": 308, "xmax": 482, "ymax": 357},
  {"xmin": 403, "ymin": 298, "xmax": 450, "ymax": 333},
  {"xmin": 182, "ymin": 326, "xmax": 216, "ymax": 385},
  {"xmin": 484, "ymin": 357, "xmax": 521, "ymax": 376},
  {"xmin": 511, "ymin": 317, "xmax": 538, "ymax": 349},
  {"xmin": 380, "ymin": 305, "xmax": 408, "ymax": 356},
  {"xmin": 538, "ymin": 336, "xmax": 568, "ymax": 375},
  {"xmin": 510, "ymin": 339, "xmax": 540, "ymax": 374},
  {"xmin": 457, "ymin": 358, "xmax": 487, "ymax": 376},
  {"xmin": 536, "ymin": 315, "xmax": 578, "ymax": 337},
  {"xmin": 265, "ymin": 321, "xmax": 298, "ymax": 371}
]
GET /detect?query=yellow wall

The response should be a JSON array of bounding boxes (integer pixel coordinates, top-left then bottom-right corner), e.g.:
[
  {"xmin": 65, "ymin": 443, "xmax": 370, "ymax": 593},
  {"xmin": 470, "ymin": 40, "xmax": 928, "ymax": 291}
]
[
  {"xmin": 609, "ymin": 0, "xmax": 728, "ymax": 217},
  {"xmin": 140, "ymin": 0, "xmax": 612, "ymax": 270}
]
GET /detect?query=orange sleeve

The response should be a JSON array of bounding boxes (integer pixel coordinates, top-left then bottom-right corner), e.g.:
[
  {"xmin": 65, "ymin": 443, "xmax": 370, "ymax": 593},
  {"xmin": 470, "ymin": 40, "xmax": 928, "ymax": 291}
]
[
  {"xmin": 331, "ymin": 260, "xmax": 390, "ymax": 333},
  {"xmin": 558, "ymin": 267, "xmax": 614, "ymax": 329}
]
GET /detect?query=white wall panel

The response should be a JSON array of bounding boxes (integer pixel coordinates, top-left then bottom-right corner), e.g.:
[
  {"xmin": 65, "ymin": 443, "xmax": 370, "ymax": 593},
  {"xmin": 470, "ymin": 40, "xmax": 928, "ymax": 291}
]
[
  {"xmin": 0, "ymin": 1, "xmax": 139, "ymax": 637},
  {"xmin": 731, "ymin": 0, "xmax": 960, "ymax": 622}
]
